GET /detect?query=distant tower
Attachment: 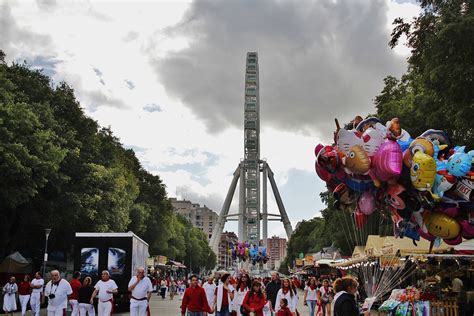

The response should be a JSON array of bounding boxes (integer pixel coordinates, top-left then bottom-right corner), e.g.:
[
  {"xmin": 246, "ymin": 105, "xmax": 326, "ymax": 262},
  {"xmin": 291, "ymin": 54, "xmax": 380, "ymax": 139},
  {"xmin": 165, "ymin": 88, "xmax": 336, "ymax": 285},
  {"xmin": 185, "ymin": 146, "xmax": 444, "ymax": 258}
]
[{"xmin": 209, "ymin": 53, "xmax": 293, "ymax": 253}]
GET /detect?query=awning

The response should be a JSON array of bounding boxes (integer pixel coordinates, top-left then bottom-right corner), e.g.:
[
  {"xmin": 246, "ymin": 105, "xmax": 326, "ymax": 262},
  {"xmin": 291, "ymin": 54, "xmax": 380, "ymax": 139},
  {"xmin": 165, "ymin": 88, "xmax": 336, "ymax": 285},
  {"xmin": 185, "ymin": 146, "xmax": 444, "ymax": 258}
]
[
  {"xmin": 454, "ymin": 239, "xmax": 474, "ymax": 255},
  {"xmin": 168, "ymin": 260, "xmax": 187, "ymax": 268}
]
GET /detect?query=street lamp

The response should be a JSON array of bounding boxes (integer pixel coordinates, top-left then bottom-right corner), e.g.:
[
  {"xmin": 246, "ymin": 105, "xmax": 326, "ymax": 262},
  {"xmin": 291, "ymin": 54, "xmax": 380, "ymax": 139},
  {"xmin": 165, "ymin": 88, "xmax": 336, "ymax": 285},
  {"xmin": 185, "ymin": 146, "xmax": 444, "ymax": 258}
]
[{"xmin": 42, "ymin": 228, "xmax": 51, "ymax": 278}]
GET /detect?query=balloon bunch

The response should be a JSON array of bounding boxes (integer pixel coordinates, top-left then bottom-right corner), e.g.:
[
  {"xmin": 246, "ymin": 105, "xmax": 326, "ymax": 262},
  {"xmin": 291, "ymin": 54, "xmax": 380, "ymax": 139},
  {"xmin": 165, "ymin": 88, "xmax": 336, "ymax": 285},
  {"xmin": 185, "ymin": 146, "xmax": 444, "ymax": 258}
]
[
  {"xmin": 315, "ymin": 116, "xmax": 474, "ymax": 245},
  {"xmin": 228, "ymin": 242, "xmax": 268, "ymax": 265}
]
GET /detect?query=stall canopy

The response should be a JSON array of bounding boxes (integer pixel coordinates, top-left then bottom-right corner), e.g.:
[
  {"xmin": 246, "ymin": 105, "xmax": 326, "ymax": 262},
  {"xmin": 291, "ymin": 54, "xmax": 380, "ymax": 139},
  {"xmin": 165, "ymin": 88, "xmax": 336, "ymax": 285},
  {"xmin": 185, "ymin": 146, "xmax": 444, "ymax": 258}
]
[
  {"xmin": 364, "ymin": 235, "xmax": 387, "ymax": 257},
  {"xmin": 0, "ymin": 252, "xmax": 32, "ymax": 273},
  {"xmin": 352, "ymin": 246, "xmax": 366, "ymax": 259},
  {"xmin": 381, "ymin": 237, "xmax": 451, "ymax": 256},
  {"xmin": 454, "ymin": 239, "xmax": 474, "ymax": 255}
]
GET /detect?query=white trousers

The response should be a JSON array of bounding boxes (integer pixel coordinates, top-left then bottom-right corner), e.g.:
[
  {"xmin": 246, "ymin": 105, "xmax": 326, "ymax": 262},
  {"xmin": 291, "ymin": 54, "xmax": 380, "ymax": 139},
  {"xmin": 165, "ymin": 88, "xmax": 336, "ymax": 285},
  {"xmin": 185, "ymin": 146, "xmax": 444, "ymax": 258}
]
[
  {"xmin": 19, "ymin": 295, "xmax": 30, "ymax": 315},
  {"xmin": 130, "ymin": 299, "xmax": 148, "ymax": 316},
  {"xmin": 47, "ymin": 308, "xmax": 65, "ymax": 316},
  {"xmin": 79, "ymin": 303, "xmax": 95, "ymax": 316},
  {"xmin": 30, "ymin": 293, "xmax": 42, "ymax": 316},
  {"xmin": 98, "ymin": 300, "xmax": 113, "ymax": 316},
  {"xmin": 70, "ymin": 299, "xmax": 79, "ymax": 316}
]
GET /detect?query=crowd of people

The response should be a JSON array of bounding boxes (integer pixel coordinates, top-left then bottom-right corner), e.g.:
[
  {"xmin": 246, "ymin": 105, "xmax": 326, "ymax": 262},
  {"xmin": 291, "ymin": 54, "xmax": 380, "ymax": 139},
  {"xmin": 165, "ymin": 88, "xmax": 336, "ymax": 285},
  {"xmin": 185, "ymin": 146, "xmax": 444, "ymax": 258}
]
[
  {"xmin": 179, "ymin": 271, "xmax": 369, "ymax": 316},
  {"xmin": 3, "ymin": 269, "xmax": 369, "ymax": 316},
  {"xmin": 2, "ymin": 267, "xmax": 153, "ymax": 316}
]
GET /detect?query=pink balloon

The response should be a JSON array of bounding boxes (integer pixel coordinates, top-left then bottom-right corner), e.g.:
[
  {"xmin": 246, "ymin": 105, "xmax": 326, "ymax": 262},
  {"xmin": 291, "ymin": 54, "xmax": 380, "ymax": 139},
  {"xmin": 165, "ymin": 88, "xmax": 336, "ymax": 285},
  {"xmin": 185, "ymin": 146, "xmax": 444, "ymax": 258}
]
[
  {"xmin": 460, "ymin": 220, "xmax": 474, "ymax": 239},
  {"xmin": 370, "ymin": 139, "xmax": 403, "ymax": 183},
  {"xmin": 444, "ymin": 235, "xmax": 463, "ymax": 245},
  {"xmin": 358, "ymin": 191, "xmax": 376, "ymax": 215}
]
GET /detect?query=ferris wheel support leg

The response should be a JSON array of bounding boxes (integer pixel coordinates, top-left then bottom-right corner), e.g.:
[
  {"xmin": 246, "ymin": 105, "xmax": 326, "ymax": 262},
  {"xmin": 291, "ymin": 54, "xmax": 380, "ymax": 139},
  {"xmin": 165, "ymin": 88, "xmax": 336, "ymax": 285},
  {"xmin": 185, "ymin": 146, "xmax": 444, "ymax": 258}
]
[
  {"xmin": 210, "ymin": 164, "xmax": 241, "ymax": 254},
  {"xmin": 239, "ymin": 162, "xmax": 246, "ymax": 241},
  {"xmin": 262, "ymin": 162, "xmax": 268, "ymax": 248},
  {"xmin": 267, "ymin": 164, "xmax": 293, "ymax": 239}
]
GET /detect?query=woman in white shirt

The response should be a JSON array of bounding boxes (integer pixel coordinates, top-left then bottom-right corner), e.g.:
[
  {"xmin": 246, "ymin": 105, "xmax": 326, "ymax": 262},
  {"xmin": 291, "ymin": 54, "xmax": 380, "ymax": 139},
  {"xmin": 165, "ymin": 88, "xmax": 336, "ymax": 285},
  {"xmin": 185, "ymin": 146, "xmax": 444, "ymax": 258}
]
[
  {"xmin": 275, "ymin": 278, "xmax": 298, "ymax": 315},
  {"xmin": 303, "ymin": 277, "xmax": 318, "ymax": 316},
  {"xmin": 319, "ymin": 279, "xmax": 333, "ymax": 316},
  {"xmin": 233, "ymin": 274, "xmax": 250, "ymax": 316},
  {"xmin": 2, "ymin": 276, "xmax": 18, "ymax": 315},
  {"xmin": 214, "ymin": 273, "xmax": 235, "ymax": 316}
]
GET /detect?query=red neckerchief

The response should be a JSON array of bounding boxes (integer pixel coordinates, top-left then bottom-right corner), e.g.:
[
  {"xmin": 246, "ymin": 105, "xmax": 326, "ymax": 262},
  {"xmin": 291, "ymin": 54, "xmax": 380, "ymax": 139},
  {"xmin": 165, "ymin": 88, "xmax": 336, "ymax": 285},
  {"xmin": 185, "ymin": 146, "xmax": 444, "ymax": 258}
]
[
  {"xmin": 282, "ymin": 287, "xmax": 289, "ymax": 295},
  {"xmin": 208, "ymin": 281, "xmax": 213, "ymax": 285},
  {"xmin": 309, "ymin": 284, "xmax": 316, "ymax": 290},
  {"xmin": 240, "ymin": 284, "xmax": 246, "ymax": 292}
]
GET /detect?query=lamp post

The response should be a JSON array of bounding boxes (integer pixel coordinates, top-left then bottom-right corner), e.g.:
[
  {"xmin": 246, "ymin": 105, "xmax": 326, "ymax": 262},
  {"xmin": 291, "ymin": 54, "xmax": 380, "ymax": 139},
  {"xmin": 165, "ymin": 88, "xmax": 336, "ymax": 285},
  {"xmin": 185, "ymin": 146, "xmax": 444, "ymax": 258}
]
[{"xmin": 42, "ymin": 229, "xmax": 51, "ymax": 278}]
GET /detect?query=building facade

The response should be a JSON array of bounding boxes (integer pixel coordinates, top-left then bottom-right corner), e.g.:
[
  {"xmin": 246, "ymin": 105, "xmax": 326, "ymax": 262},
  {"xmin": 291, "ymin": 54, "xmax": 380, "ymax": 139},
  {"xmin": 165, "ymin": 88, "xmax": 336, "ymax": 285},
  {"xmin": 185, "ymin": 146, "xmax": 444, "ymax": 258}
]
[
  {"xmin": 170, "ymin": 198, "xmax": 219, "ymax": 241},
  {"xmin": 267, "ymin": 236, "xmax": 287, "ymax": 270},
  {"xmin": 218, "ymin": 231, "xmax": 238, "ymax": 270}
]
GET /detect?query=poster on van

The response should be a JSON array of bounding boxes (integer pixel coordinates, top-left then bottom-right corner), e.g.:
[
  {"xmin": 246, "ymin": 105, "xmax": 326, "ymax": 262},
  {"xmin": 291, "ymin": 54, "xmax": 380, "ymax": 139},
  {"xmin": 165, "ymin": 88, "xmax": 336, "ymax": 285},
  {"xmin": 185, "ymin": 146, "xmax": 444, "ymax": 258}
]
[
  {"xmin": 108, "ymin": 247, "xmax": 126, "ymax": 276},
  {"xmin": 80, "ymin": 248, "xmax": 99, "ymax": 277}
]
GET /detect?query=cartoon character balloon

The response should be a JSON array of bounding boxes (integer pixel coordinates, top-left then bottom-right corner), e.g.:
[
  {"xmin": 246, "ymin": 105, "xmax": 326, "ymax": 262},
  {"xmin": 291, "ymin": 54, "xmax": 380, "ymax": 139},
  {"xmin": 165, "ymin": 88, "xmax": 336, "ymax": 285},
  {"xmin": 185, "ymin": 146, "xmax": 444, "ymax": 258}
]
[
  {"xmin": 369, "ymin": 138, "xmax": 403, "ymax": 187},
  {"xmin": 446, "ymin": 146, "xmax": 474, "ymax": 177}
]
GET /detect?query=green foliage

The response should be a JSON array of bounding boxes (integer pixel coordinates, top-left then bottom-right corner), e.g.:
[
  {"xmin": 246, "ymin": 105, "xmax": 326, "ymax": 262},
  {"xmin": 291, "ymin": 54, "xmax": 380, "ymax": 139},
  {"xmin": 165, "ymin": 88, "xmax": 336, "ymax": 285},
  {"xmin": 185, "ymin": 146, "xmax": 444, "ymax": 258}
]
[
  {"xmin": 0, "ymin": 55, "xmax": 216, "ymax": 270},
  {"xmin": 383, "ymin": 0, "xmax": 474, "ymax": 148}
]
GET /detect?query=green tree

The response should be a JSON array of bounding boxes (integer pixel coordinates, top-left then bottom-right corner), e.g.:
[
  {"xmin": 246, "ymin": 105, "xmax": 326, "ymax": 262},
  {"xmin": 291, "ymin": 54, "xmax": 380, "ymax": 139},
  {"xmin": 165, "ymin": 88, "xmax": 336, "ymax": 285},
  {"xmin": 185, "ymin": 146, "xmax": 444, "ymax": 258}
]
[
  {"xmin": 0, "ymin": 52, "xmax": 216, "ymax": 269},
  {"xmin": 379, "ymin": 0, "xmax": 474, "ymax": 147}
]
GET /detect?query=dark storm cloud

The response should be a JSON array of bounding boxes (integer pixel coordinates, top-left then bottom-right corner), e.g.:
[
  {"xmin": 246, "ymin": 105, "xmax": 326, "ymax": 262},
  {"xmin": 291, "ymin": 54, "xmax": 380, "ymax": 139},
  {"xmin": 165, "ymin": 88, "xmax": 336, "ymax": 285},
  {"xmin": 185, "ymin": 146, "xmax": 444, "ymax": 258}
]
[
  {"xmin": 152, "ymin": 0, "xmax": 406, "ymax": 139},
  {"xmin": 0, "ymin": 4, "xmax": 53, "ymax": 61}
]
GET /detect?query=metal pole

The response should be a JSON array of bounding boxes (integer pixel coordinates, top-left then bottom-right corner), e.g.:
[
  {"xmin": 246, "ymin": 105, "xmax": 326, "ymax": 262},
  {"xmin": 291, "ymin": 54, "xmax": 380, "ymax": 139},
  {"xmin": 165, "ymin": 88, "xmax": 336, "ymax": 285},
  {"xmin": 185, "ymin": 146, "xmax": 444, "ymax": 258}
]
[
  {"xmin": 239, "ymin": 162, "xmax": 245, "ymax": 241},
  {"xmin": 262, "ymin": 162, "xmax": 268, "ymax": 249},
  {"xmin": 42, "ymin": 229, "xmax": 51, "ymax": 278},
  {"xmin": 209, "ymin": 165, "xmax": 240, "ymax": 253},
  {"xmin": 267, "ymin": 165, "xmax": 293, "ymax": 238}
]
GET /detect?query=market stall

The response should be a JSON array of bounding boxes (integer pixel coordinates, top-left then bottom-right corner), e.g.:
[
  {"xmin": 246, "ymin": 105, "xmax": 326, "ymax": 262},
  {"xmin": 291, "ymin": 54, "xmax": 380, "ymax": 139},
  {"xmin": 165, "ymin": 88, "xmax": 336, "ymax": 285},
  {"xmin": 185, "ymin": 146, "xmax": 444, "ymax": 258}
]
[{"xmin": 378, "ymin": 254, "xmax": 474, "ymax": 315}]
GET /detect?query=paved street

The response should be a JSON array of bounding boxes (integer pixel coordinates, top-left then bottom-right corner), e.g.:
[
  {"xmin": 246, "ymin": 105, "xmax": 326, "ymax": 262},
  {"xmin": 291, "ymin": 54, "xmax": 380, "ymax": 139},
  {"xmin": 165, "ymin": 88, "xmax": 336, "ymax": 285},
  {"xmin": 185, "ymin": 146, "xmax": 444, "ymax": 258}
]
[{"xmin": 146, "ymin": 290, "xmax": 307, "ymax": 316}]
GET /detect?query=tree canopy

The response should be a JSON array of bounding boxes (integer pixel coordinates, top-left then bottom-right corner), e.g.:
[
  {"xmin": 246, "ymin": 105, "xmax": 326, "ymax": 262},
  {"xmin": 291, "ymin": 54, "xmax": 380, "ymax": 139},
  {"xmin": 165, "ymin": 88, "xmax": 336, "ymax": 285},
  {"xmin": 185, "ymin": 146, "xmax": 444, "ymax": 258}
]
[{"xmin": 0, "ymin": 54, "xmax": 215, "ymax": 272}]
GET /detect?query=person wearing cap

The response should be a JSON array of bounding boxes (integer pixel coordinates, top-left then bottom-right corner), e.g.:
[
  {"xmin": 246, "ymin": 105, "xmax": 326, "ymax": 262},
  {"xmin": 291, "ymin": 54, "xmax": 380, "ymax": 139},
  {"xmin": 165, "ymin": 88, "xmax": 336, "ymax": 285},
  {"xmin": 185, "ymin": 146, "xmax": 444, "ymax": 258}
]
[{"xmin": 91, "ymin": 270, "xmax": 118, "ymax": 316}]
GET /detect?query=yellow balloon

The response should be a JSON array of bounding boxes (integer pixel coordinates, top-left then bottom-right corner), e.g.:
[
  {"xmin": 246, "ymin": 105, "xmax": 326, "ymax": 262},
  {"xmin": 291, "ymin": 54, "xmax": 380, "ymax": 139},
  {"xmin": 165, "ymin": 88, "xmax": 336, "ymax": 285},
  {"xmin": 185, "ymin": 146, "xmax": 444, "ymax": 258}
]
[
  {"xmin": 424, "ymin": 212, "xmax": 461, "ymax": 239},
  {"xmin": 410, "ymin": 151, "xmax": 436, "ymax": 191}
]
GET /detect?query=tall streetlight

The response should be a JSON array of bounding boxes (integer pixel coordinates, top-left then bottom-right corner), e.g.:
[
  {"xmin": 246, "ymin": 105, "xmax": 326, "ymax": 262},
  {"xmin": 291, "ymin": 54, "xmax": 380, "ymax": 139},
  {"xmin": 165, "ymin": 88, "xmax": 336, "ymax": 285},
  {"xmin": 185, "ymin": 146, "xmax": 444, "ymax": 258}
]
[{"xmin": 42, "ymin": 229, "xmax": 51, "ymax": 278}]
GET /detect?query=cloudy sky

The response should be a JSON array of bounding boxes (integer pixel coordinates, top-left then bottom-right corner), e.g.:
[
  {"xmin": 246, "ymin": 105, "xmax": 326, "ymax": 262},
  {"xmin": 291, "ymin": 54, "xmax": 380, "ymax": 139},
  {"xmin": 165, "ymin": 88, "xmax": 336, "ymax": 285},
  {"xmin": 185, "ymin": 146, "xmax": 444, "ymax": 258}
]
[{"xmin": 1, "ymin": 0, "xmax": 419, "ymax": 238}]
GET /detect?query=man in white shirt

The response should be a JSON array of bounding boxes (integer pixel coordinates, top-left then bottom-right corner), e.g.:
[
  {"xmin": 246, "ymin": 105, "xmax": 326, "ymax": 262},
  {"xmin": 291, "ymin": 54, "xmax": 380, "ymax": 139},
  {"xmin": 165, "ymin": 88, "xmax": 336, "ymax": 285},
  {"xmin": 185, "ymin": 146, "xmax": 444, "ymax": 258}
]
[
  {"xmin": 44, "ymin": 270, "xmax": 73, "ymax": 316},
  {"xmin": 30, "ymin": 271, "xmax": 44, "ymax": 316},
  {"xmin": 128, "ymin": 267, "xmax": 153, "ymax": 316},
  {"xmin": 202, "ymin": 276, "xmax": 217, "ymax": 315},
  {"xmin": 91, "ymin": 270, "xmax": 118, "ymax": 316}
]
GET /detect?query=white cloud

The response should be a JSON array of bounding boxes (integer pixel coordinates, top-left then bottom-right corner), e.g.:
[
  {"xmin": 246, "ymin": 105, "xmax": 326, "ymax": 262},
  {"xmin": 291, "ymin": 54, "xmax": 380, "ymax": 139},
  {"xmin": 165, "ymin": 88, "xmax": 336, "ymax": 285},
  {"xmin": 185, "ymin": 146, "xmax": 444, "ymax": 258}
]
[{"xmin": 3, "ymin": 0, "xmax": 419, "ymax": 239}]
